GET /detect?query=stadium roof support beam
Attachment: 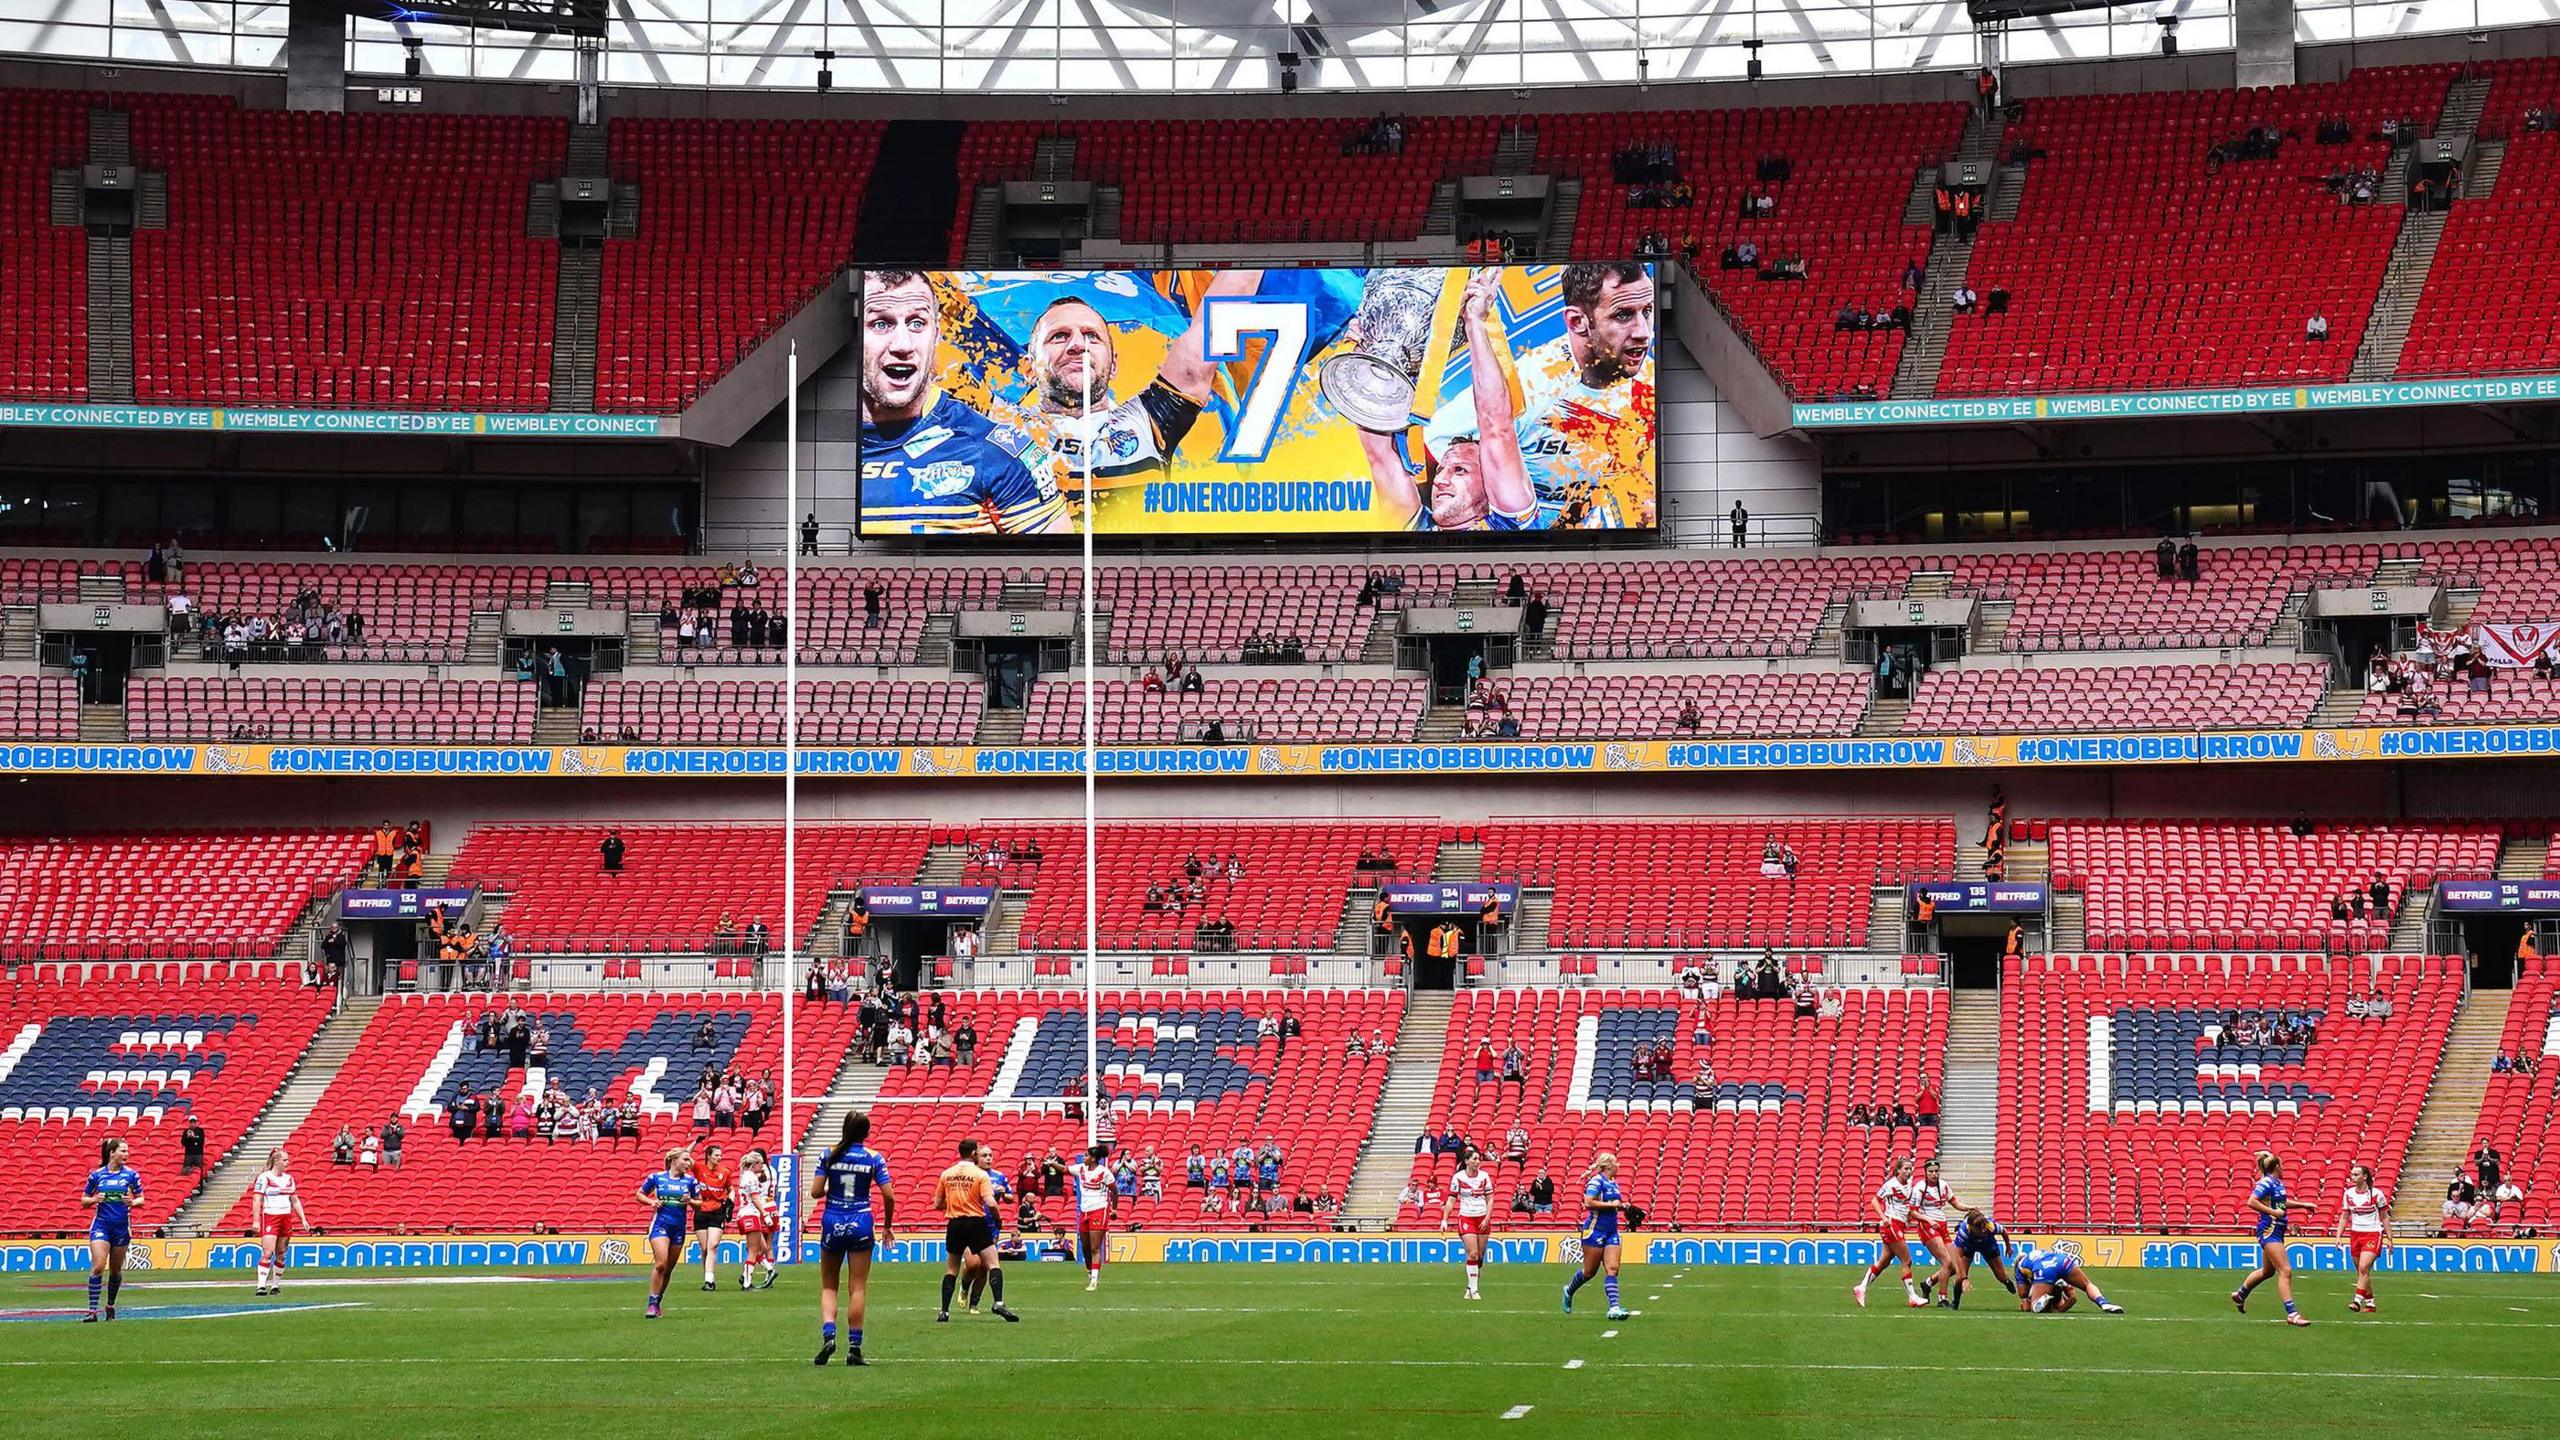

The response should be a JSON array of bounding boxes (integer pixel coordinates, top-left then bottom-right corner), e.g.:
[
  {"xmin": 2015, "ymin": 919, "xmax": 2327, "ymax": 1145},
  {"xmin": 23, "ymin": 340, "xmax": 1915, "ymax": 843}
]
[
  {"xmin": 288, "ymin": 0, "xmax": 348, "ymax": 113},
  {"xmin": 2234, "ymin": 0, "xmax": 2296, "ymax": 87}
]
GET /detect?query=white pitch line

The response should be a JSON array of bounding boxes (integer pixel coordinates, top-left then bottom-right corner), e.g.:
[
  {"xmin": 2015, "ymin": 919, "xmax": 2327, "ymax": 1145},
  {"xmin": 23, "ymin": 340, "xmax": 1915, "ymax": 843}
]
[
  {"xmin": 1500, "ymin": 1406, "xmax": 1534, "ymax": 1421},
  {"xmin": 1601, "ymin": 1329, "xmax": 1619, "ymax": 1339},
  {"xmin": 1, "ymin": 1354, "xmax": 2556, "ymax": 1385}
]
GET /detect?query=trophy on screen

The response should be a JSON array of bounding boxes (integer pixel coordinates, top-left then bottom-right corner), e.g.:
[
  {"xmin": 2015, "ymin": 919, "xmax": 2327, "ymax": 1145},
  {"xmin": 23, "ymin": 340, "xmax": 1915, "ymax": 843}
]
[{"xmin": 1320, "ymin": 268, "xmax": 1460, "ymax": 432}]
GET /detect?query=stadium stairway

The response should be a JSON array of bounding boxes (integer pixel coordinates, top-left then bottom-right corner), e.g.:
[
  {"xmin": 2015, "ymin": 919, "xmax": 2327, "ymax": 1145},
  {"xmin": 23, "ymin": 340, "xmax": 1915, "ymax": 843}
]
[
  {"xmin": 2497, "ymin": 835, "xmax": 2550, "ymax": 880},
  {"xmin": 1939, "ymin": 989, "xmax": 2002, "ymax": 1207},
  {"xmin": 1865, "ymin": 885, "xmax": 1907, "ymax": 954},
  {"xmin": 1344, "ymin": 990, "xmax": 1455, "ymax": 1222},
  {"xmin": 172, "ymin": 993, "xmax": 383, "ymax": 1234},
  {"xmin": 2400, "ymin": 987, "xmax": 2511, "ymax": 1192},
  {"xmin": 794, "ymin": 1045, "xmax": 890, "ymax": 1188}
]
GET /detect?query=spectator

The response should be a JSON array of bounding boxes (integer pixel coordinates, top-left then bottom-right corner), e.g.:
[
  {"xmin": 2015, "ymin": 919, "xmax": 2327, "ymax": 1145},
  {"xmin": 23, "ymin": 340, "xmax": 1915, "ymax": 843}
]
[
  {"xmin": 181, "ymin": 1117, "xmax": 206, "ymax": 1173},
  {"xmin": 1473, "ymin": 1037, "xmax": 1497, "ymax": 1083},
  {"xmin": 382, "ymin": 1116, "xmax": 404, "ymax": 1169},
  {"xmin": 1913, "ymin": 1082, "xmax": 1939, "ymax": 1125},
  {"xmin": 2475, "ymin": 1142, "xmax": 2504, "ymax": 1199},
  {"xmin": 2369, "ymin": 874, "xmax": 2391, "ymax": 918},
  {"xmin": 2444, "ymin": 1171, "xmax": 2480, "ymax": 1234},
  {"xmin": 799, "ymin": 511, "xmax": 820, "ymax": 555},
  {"xmin": 1952, "ymin": 285, "xmax": 1979, "ymax": 315},
  {"xmin": 2305, "ymin": 314, "xmax": 2329, "ymax": 342},
  {"xmin": 2177, "ymin": 538, "xmax": 2200, "ymax": 582},
  {"xmin": 1527, "ymin": 1171, "xmax": 1556, "ymax": 1216},
  {"xmin": 600, "ymin": 829, "xmax": 626, "ymax": 873},
  {"xmin": 1902, "ymin": 255, "xmax": 1924, "ymax": 291},
  {"xmin": 333, "ymin": 1124, "xmax": 356, "ymax": 1165},
  {"xmin": 359, "ymin": 1127, "xmax": 381, "ymax": 1169},
  {"xmin": 1730, "ymin": 501, "xmax": 1749, "ymax": 548}
]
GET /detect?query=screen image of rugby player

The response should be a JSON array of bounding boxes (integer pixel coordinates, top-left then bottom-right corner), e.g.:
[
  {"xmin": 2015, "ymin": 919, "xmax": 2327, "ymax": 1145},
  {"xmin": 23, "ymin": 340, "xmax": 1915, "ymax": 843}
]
[{"xmin": 853, "ymin": 264, "xmax": 1657, "ymax": 535}]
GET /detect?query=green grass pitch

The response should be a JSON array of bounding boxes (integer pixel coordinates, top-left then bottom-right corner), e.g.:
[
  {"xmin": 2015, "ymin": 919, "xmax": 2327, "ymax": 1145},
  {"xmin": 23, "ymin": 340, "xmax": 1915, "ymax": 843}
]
[{"xmin": 4, "ymin": 1261, "xmax": 2554, "ymax": 1437}]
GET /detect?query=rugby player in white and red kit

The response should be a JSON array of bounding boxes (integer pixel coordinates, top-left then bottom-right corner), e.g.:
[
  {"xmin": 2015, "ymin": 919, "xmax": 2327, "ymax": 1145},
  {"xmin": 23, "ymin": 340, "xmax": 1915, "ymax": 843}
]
[
  {"xmin": 2334, "ymin": 1162, "xmax": 2393, "ymax": 1313},
  {"xmin": 1073, "ymin": 1145, "xmax": 1118, "ymax": 1292},
  {"xmin": 249, "ymin": 1148, "xmax": 311, "ymax": 1296},
  {"xmin": 1853, "ymin": 1154, "xmax": 1926, "ymax": 1309},
  {"xmin": 1440, "ymin": 1148, "xmax": 1499, "ymax": 1300}
]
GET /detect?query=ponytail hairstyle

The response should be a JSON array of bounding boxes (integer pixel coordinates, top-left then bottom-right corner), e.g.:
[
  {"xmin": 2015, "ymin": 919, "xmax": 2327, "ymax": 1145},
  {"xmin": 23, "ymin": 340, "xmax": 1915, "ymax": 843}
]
[
  {"xmin": 824, "ymin": 1110, "xmax": 871, "ymax": 1168},
  {"xmin": 99, "ymin": 1138, "xmax": 127, "ymax": 1168},
  {"xmin": 2256, "ymin": 1150, "xmax": 2280, "ymax": 1176},
  {"xmin": 662, "ymin": 1146, "xmax": 689, "ymax": 1172}
]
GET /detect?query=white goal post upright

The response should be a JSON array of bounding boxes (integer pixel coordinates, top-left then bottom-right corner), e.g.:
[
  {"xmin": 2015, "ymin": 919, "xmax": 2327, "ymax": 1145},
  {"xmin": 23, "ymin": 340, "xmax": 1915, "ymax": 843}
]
[
  {"xmin": 1081, "ymin": 364, "xmax": 1100, "ymax": 1150},
  {"xmin": 782, "ymin": 339, "xmax": 800, "ymax": 1176}
]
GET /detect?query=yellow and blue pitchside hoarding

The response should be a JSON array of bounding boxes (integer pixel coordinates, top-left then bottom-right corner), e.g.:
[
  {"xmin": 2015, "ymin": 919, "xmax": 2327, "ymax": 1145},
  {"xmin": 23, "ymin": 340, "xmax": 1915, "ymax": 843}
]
[
  {"xmin": 1, "ymin": 1230, "xmax": 2550, "ymax": 1274},
  {"xmin": 1, "ymin": 722, "xmax": 2555, "ymax": 778}
]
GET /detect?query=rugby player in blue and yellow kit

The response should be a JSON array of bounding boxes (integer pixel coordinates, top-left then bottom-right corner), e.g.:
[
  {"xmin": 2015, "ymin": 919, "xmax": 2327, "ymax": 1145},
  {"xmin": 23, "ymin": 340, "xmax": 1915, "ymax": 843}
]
[
  {"xmin": 80, "ymin": 1137, "xmax": 143, "ymax": 1321},
  {"xmin": 635, "ymin": 1147, "xmax": 699, "ymax": 1319},
  {"xmin": 812, "ymin": 1110, "xmax": 895, "ymax": 1367}
]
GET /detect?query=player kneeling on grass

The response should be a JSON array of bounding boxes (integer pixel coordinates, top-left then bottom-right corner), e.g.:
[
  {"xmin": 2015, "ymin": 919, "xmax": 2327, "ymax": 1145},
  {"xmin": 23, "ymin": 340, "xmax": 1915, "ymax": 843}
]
[{"xmin": 2013, "ymin": 1243, "xmax": 2123, "ymax": 1315}]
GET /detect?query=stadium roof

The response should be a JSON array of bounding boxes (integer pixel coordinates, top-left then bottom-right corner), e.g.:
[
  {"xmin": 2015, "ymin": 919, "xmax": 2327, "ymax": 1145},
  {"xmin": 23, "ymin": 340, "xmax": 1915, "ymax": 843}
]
[{"xmin": 10, "ymin": 0, "xmax": 2558, "ymax": 92}]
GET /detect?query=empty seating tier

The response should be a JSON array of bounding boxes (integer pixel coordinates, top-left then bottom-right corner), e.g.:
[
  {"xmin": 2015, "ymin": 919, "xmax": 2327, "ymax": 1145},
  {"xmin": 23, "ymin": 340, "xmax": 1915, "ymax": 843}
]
[
  {"xmin": 129, "ymin": 676, "xmax": 535, "ymax": 744},
  {"xmin": 1407, "ymin": 986, "xmax": 1945, "ymax": 1227},
  {"xmin": 2049, "ymin": 819, "xmax": 2499, "ymax": 954},
  {"xmin": 1901, "ymin": 662, "xmax": 2327, "ymax": 734},
  {"xmin": 0, "ymin": 830, "xmax": 374, "ymax": 961},
  {"xmin": 579, "ymin": 679, "xmax": 983, "ymax": 746},
  {"xmin": 1020, "ymin": 678, "xmax": 1427, "ymax": 745},
  {"xmin": 1999, "ymin": 952, "xmax": 2457, "ymax": 1228},
  {"xmin": 1484, "ymin": 670, "xmax": 1867, "ymax": 739},
  {"xmin": 449, "ymin": 824, "xmax": 929, "ymax": 954},
  {"xmin": 1478, "ymin": 819, "xmax": 1954, "ymax": 950}
]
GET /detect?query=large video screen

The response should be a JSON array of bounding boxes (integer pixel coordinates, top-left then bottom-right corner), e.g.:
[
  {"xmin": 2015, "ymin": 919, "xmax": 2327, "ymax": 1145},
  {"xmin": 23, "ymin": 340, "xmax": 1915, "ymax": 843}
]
[{"xmin": 854, "ymin": 264, "xmax": 1657, "ymax": 536}]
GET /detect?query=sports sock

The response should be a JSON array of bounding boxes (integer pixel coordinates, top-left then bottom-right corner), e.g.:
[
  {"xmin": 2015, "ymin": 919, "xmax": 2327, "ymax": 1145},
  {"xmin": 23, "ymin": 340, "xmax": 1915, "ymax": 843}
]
[
  {"xmin": 939, "ymin": 1274, "xmax": 957, "ymax": 1312},
  {"xmin": 87, "ymin": 1274, "xmax": 101, "ymax": 1311},
  {"xmin": 1948, "ymin": 1280, "xmax": 1964, "ymax": 1311},
  {"xmin": 1466, "ymin": 1263, "xmax": 1481, "ymax": 1289},
  {"xmin": 106, "ymin": 1273, "xmax": 122, "ymax": 1306},
  {"xmin": 848, "ymin": 1327, "xmax": 862, "ymax": 1349},
  {"xmin": 821, "ymin": 1321, "xmax": 837, "ymax": 1342},
  {"xmin": 1564, "ymin": 1271, "xmax": 1590, "ymax": 1298},
  {"xmin": 1861, "ymin": 1260, "xmax": 1883, "ymax": 1281},
  {"xmin": 1603, "ymin": 1276, "xmax": 1620, "ymax": 1307},
  {"xmin": 2283, "ymin": 1299, "xmax": 2299, "ymax": 1317},
  {"xmin": 988, "ymin": 1268, "xmax": 1005, "ymax": 1304}
]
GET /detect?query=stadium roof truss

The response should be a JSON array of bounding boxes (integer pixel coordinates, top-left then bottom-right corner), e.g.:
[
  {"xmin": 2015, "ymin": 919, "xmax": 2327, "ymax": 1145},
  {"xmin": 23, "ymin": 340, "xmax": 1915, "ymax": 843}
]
[{"xmin": 8, "ymin": 0, "xmax": 2560, "ymax": 90}]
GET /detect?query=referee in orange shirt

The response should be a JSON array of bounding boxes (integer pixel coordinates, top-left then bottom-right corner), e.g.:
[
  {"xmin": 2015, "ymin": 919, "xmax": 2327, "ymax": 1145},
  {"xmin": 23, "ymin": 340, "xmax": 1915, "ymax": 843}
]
[{"xmin": 934, "ymin": 1139, "xmax": 1019, "ymax": 1323}]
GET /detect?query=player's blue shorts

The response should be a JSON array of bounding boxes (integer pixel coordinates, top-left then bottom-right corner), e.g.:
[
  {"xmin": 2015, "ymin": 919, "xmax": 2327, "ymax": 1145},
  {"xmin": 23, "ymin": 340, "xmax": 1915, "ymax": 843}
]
[
  {"xmin": 1958, "ymin": 1234, "xmax": 2005, "ymax": 1267},
  {"xmin": 649, "ymin": 1211, "xmax": 689, "ymax": 1244},
  {"xmin": 88, "ymin": 1219, "xmax": 130, "ymax": 1247},
  {"xmin": 1580, "ymin": 1221, "xmax": 1619, "ymax": 1248},
  {"xmin": 820, "ymin": 1206, "xmax": 875, "ymax": 1257},
  {"xmin": 2254, "ymin": 1221, "xmax": 2288, "ymax": 1246}
]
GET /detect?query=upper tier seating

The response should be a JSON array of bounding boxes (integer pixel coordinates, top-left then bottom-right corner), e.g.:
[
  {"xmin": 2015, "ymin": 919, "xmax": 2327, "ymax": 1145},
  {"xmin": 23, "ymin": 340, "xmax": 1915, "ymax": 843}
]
[
  {"xmin": 1999, "ymin": 952, "xmax": 2457, "ymax": 1228},
  {"xmin": 2405, "ymin": 535, "xmax": 2560, "ymax": 624},
  {"xmin": 958, "ymin": 118, "xmax": 1499, "ymax": 249},
  {"xmin": 1539, "ymin": 103, "xmax": 1967, "ymax": 399},
  {"xmin": 1943, "ymin": 544, "xmax": 2379, "ymax": 651},
  {"xmin": 1485, "ymin": 670, "xmax": 1868, "ymax": 740},
  {"xmin": 2464, "ymin": 957, "xmax": 2557, "ymax": 1233},
  {"xmin": 231, "ymin": 991, "xmax": 862, "ymax": 1231},
  {"xmin": 867, "ymin": 989, "xmax": 1402, "ymax": 1230},
  {"xmin": 596, "ymin": 119, "xmax": 880, "ymax": 411},
  {"xmin": 0, "ymin": 91, "xmax": 85, "ymax": 399},
  {"xmin": 449, "ymin": 824, "xmax": 932, "ymax": 953},
  {"xmin": 1019, "ymin": 678, "xmax": 1427, "ymax": 745},
  {"xmin": 1938, "ymin": 67, "xmax": 2452, "ymax": 397},
  {"xmin": 2048, "ymin": 820, "xmax": 2500, "ymax": 953},
  {"xmin": 2398, "ymin": 59, "xmax": 2560, "ymax": 379},
  {"xmin": 128, "ymin": 676, "xmax": 536, "ymax": 744},
  {"xmin": 0, "ymin": 830, "xmax": 373, "ymax": 961},
  {"xmin": 128, "ymin": 98, "xmax": 562, "ymax": 411},
  {"xmin": 0, "ymin": 965, "xmax": 334, "ymax": 1232},
  {"xmin": 0, "ymin": 674, "xmax": 77, "ymax": 740},
  {"xmin": 1478, "ymin": 819, "xmax": 1955, "ymax": 950},
  {"xmin": 975, "ymin": 823, "xmax": 1444, "ymax": 954},
  {"xmin": 1405, "ymin": 985, "xmax": 1944, "ymax": 1227},
  {"xmin": 578, "ymin": 679, "xmax": 984, "ymax": 746},
  {"xmin": 1901, "ymin": 662, "xmax": 2328, "ymax": 734}
]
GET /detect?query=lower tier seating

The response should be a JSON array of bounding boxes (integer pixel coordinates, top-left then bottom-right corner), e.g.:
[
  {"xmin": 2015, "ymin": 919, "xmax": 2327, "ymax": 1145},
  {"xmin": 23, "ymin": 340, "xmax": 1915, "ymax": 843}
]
[
  {"xmin": 1998, "ymin": 952, "xmax": 2457, "ymax": 1228},
  {"xmin": 2463, "ymin": 958, "xmax": 2558, "ymax": 1234},
  {"xmin": 223, "ymin": 992, "xmax": 863, "ymax": 1232},
  {"xmin": 865, "ymin": 988, "xmax": 1402, "ymax": 1231},
  {"xmin": 1, "ymin": 968, "xmax": 335, "ymax": 1231},
  {"xmin": 1404, "ymin": 986, "xmax": 1945, "ymax": 1228}
]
